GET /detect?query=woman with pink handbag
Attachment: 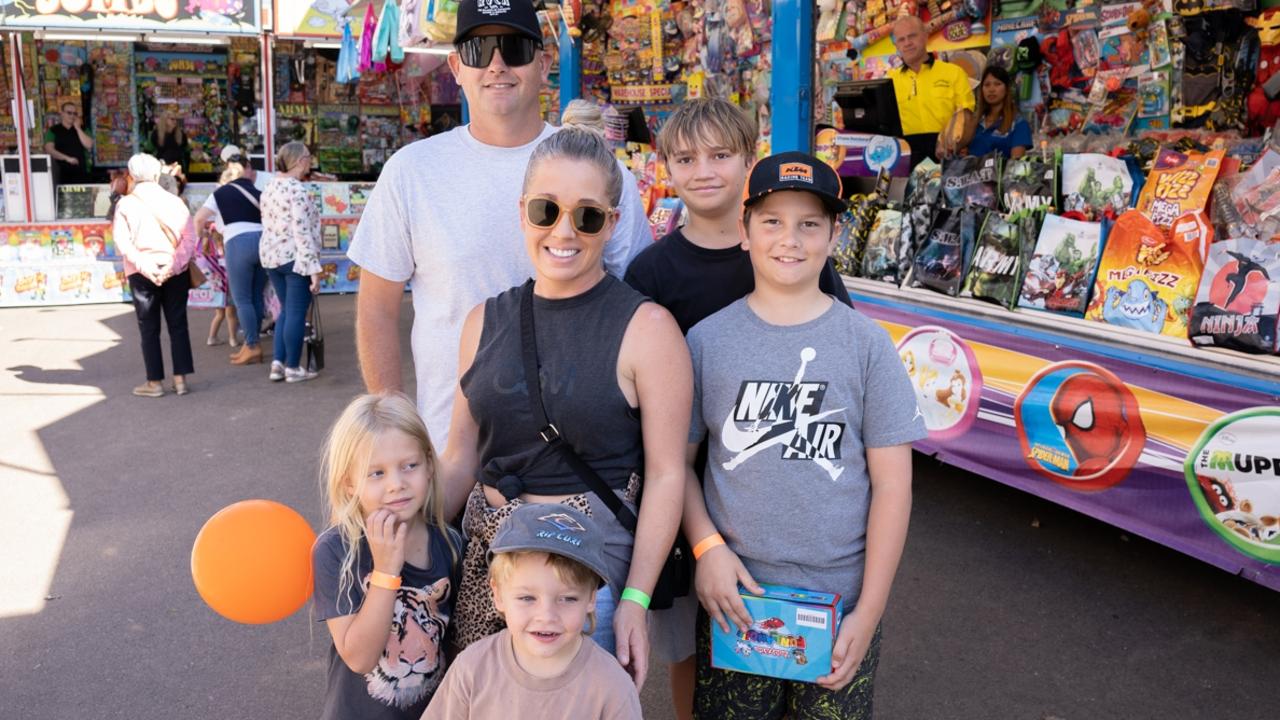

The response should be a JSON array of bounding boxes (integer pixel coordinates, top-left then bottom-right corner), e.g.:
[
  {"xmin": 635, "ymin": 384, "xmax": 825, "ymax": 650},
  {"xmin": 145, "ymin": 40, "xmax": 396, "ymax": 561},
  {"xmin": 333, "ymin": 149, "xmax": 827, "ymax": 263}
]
[{"xmin": 112, "ymin": 153, "xmax": 199, "ymax": 397}]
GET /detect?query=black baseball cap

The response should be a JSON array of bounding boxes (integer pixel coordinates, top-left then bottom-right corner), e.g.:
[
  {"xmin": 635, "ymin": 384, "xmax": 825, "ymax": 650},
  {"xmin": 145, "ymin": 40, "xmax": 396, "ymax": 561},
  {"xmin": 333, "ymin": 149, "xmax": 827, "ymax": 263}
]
[
  {"xmin": 453, "ymin": 0, "xmax": 543, "ymax": 44},
  {"xmin": 744, "ymin": 151, "xmax": 847, "ymax": 216}
]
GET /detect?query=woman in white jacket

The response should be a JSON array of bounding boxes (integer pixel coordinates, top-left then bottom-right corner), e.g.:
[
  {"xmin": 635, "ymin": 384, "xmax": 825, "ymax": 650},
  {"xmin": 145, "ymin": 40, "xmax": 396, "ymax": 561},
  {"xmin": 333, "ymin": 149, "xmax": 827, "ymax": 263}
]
[{"xmin": 112, "ymin": 153, "xmax": 198, "ymax": 397}]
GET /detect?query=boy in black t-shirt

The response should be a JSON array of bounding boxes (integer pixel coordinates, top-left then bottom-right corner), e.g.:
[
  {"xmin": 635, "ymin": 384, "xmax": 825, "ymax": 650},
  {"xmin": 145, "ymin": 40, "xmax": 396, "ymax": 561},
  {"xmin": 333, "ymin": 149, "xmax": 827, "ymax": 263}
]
[
  {"xmin": 624, "ymin": 99, "xmax": 850, "ymax": 336},
  {"xmin": 624, "ymin": 98, "xmax": 851, "ymax": 720}
]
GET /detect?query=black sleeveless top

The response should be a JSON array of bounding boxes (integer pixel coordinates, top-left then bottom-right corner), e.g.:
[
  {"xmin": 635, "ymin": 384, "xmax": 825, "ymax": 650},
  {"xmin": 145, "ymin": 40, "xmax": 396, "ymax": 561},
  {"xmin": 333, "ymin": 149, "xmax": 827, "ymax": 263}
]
[
  {"xmin": 212, "ymin": 178, "xmax": 263, "ymax": 225},
  {"xmin": 461, "ymin": 274, "xmax": 647, "ymax": 496}
]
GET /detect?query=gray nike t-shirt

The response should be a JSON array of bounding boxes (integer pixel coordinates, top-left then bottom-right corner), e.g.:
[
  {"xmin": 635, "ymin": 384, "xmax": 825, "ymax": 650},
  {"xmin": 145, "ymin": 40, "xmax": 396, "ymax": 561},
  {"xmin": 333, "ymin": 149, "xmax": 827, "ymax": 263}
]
[{"xmin": 688, "ymin": 297, "xmax": 927, "ymax": 607}]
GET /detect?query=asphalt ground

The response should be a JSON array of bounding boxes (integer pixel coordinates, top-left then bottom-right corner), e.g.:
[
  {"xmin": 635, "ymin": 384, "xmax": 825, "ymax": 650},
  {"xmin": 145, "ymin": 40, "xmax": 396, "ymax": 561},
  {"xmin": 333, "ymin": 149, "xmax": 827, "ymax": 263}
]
[{"xmin": 1, "ymin": 294, "xmax": 1277, "ymax": 720}]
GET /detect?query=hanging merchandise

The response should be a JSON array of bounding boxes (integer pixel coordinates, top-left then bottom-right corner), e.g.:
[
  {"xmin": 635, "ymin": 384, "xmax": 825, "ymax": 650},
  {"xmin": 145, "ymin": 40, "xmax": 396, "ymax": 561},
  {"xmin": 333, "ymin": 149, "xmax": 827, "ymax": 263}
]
[
  {"xmin": 1017, "ymin": 213, "xmax": 1104, "ymax": 316},
  {"xmin": 1086, "ymin": 209, "xmax": 1207, "ymax": 337},
  {"xmin": 375, "ymin": 0, "xmax": 406, "ymax": 65},
  {"xmin": 338, "ymin": 21, "xmax": 361, "ymax": 84},
  {"xmin": 359, "ymin": 2, "xmax": 378, "ymax": 74},
  {"xmin": 1189, "ymin": 239, "xmax": 1280, "ymax": 353},
  {"xmin": 404, "ymin": 0, "xmax": 460, "ymax": 43}
]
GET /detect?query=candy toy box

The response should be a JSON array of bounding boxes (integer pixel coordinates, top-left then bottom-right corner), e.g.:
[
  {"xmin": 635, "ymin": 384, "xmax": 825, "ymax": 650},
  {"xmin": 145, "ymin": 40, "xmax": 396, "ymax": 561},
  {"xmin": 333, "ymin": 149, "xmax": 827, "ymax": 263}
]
[{"xmin": 710, "ymin": 584, "xmax": 842, "ymax": 684}]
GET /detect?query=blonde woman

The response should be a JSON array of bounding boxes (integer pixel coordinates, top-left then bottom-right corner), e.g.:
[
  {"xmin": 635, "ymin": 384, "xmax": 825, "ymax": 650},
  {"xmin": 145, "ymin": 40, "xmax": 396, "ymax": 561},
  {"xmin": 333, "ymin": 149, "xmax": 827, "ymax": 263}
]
[
  {"xmin": 112, "ymin": 153, "xmax": 198, "ymax": 397},
  {"xmin": 259, "ymin": 141, "xmax": 322, "ymax": 383},
  {"xmin": 152, "ymin": 112, "xmax": 188, "ymax": 171}
]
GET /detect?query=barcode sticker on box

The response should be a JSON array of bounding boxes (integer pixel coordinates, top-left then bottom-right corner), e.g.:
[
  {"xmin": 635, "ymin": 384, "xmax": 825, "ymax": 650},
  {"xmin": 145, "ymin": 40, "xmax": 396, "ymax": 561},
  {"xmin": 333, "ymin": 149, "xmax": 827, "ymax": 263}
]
[{"xmin": 795, "ymin": 608, "xmax": 828, "ymax": 630}]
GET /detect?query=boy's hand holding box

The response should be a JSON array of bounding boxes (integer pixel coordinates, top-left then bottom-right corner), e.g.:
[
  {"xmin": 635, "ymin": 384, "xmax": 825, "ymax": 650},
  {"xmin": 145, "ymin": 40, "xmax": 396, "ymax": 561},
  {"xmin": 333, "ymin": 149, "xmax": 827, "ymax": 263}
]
[{"xmin": 710, "ymin": 583, "xmax": 843, "ymax": 684}]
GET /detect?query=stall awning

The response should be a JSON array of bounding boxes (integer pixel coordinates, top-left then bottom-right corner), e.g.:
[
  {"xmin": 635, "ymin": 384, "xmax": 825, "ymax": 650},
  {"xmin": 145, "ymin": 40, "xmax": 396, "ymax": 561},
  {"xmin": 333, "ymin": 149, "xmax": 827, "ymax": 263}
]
[{"xmin": 0, "ymin": 0, "xmax": 264, "ymax": 36}]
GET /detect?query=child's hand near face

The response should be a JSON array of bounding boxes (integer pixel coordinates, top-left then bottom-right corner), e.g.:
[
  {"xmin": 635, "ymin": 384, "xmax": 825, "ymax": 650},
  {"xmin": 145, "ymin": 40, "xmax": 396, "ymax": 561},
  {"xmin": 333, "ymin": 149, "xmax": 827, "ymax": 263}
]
[{"xmin": 366, "ymin": 508, "xmax": 408, "ymax": 576}]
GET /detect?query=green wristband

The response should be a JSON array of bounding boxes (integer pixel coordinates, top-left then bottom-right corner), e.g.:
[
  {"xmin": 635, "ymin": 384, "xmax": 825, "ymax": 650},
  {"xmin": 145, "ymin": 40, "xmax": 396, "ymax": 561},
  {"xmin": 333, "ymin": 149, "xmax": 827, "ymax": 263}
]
[{"xmin": 620, "ymin": 587, "xmax": 651, "ymax": 609}]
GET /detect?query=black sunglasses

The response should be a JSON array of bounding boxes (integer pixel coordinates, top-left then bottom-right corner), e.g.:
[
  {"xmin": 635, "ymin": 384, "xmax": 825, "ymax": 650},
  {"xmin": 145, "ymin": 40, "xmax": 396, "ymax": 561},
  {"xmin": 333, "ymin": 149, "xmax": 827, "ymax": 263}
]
[
  {"xmin": 457, "ymin": 34, "xmax": 541, "ymax": 69},
  {"xmin": 524, "ymin": 196, "xmax": 614, "ymax": 235}
]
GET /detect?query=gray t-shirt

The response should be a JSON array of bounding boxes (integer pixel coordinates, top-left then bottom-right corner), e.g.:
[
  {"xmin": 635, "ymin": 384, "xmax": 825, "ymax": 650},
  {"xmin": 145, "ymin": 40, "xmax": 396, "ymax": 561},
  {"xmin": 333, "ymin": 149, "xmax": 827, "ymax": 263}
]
[
  {"xmin": 347, "ymin": 124, "xmax": 651, "ymax": 446},
  {"xmin": 687, "ymin": 298, "xmax": 927, "ymax": 607}
]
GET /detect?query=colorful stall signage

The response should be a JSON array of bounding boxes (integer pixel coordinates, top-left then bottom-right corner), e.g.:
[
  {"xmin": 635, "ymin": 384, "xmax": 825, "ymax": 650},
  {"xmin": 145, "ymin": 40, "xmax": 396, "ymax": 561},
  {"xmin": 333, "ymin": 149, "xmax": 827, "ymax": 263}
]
[
  {"xmin": 851, "ymin": 282, "xmax": 1280, "ymax": 592},
  {"xmin": 0, "ymin": 0, "xmax": 262, "ymax": 34}
]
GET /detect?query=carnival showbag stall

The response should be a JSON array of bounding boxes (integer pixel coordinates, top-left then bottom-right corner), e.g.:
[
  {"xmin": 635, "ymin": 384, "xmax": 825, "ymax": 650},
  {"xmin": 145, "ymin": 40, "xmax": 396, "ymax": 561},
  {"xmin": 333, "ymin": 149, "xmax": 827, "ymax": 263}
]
[{"xmin": 805, "ymin": 0, "xmax": 1280, "ymax": 591}]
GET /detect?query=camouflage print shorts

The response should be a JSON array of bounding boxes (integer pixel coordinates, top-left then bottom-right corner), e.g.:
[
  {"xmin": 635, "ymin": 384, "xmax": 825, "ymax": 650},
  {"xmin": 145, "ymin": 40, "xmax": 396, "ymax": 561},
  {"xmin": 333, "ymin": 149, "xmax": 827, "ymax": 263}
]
[{"xmin": 693, "ymin": 607, "xmax": 882, "ymax": 720}]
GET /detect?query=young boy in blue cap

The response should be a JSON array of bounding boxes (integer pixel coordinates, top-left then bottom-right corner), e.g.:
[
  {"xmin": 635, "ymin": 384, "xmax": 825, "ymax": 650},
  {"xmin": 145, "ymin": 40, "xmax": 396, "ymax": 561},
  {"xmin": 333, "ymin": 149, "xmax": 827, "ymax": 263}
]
[{"xmin": 424, "ymin": 504, "xmax": 641, "ymax": 719}]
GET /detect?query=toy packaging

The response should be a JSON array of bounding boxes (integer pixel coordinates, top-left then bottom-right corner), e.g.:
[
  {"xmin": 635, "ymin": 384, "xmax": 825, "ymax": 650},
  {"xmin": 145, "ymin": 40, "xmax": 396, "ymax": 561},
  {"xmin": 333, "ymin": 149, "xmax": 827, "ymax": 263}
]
[
  {"xmin": 1189, "ymin": 239, "xmax": 1280, "ymax": 354},
  {"xmin": 1135, "ymin": 148, "xmax": 1225, "ymax": 232},
  {"xmin": 1002, "ymin": 155, "xmax": 1057, "ymax": 214},
  {"xmin": 1062, "ymin": 153, "xmax": 1133, "ymax": 221},
  {"xmin": 710, "ymin": 583, "xmax": 842, "ymax": 684},
  {"xmin": 1018, "ymin": 214, "xmax": 1104, "ymax": 316},
  {"xmin": 1086, "ymin": 210, "xmax": 1207, "ymax": 338},
  {"xmin": 861, "ymin": 209, "xmax": 905, "ymax": 283},
  {"xmin": 912, "ymin": 208, "xmax": 976, "ymax": 297},
  {"xmin": 942, "ymin": 153, "xmax": 1000, "ymax": 209},
  {"xmin": 965, "ymin": 212, "xmax": 1032, "ymax": 309}
]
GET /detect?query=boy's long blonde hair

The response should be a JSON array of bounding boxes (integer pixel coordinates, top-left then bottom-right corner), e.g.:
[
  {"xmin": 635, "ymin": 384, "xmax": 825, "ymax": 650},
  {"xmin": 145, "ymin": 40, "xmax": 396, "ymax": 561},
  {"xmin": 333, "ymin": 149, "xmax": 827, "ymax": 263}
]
[
  {"xmin": 320, "ymin": 393, "xmax": 455, "ymax": 613},
  {"xmin": 655, "ymin": 97, "xmax": 758, "ymax": 160}
]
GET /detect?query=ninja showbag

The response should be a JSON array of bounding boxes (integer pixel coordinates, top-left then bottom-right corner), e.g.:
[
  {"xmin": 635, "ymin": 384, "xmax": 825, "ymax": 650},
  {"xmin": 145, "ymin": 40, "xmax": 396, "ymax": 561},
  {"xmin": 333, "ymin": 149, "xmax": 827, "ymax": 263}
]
[
  {"xmin": 1189, "ymin": 239, "xmax": 1280, "ymax": 354},
  {"xmin": 1086, "ymin": 210, "xmax": 1207, "ymax": 339}
]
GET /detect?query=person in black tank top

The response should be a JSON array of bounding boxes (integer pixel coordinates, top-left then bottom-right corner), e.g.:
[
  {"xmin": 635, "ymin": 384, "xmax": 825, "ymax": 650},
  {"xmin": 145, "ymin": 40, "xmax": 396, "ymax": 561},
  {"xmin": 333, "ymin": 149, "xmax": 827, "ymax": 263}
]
[{"xmin": 439, "ymin": 128, "xmax": 691, "ymax": 688}]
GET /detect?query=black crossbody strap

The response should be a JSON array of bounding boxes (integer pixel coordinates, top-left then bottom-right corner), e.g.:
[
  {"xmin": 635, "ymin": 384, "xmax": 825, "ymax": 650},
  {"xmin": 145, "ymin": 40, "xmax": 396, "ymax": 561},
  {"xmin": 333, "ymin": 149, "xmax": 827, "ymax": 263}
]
[{"xmin": 519, "ymin": 280, "xmax": 638, "ymax": 534}]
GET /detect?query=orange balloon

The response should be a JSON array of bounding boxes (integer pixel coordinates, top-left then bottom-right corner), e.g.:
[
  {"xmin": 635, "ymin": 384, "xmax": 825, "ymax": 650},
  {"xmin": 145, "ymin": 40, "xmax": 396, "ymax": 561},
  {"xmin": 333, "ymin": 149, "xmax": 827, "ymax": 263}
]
[{"xmin": 191, "ymin": 499, "xmax": 316, "ymax": 624}]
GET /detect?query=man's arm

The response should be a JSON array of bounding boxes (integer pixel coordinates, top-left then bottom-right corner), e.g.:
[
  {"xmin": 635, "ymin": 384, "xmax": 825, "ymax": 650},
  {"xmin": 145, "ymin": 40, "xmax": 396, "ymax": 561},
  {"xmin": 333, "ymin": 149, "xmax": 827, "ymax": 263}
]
[
  {"xmin": 75, "ymin": 124, "xmax": 93, "ymax": 150},
  {"xmin": 355, "ymin": 269, "xmax": 406, "ymax": 394}
]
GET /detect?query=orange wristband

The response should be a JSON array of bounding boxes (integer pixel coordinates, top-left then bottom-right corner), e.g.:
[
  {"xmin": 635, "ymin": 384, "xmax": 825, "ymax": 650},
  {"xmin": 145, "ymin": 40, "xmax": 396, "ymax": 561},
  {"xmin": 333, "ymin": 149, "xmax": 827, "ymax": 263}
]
[
  {"xmin": 692, "ymin": 533, "xmax": 726, "ymax": 560},
  {"xmin": 369, "ymin": 570, "xmax": 401, "ymax": 591}
]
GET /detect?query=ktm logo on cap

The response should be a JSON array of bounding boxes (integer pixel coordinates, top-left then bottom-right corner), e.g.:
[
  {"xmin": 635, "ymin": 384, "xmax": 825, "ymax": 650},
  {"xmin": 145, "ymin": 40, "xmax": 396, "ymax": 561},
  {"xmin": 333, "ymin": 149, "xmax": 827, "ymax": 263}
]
[{"xmin": 779, "ymin": 162, "xmax": 815, "ymax": 184}]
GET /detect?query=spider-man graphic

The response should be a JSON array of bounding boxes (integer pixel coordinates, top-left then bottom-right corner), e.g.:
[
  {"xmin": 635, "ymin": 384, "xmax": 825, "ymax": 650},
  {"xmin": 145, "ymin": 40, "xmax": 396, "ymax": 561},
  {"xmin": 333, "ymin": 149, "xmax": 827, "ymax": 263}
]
[{"xmin": 1049, "ymin": 373, "xmax": 1140, "ymax": 477}]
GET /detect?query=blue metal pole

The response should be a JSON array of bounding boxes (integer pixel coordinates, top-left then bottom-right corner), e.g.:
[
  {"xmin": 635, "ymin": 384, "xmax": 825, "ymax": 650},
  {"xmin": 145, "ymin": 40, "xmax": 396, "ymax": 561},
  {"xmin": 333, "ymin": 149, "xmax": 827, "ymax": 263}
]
[
  {"xmin": 559, "ymin": 19, "xmax": 581, "ymax": 115},
  {"xmin": 770, "ymin": 0, "xmax": 813, "ymax": 153}
]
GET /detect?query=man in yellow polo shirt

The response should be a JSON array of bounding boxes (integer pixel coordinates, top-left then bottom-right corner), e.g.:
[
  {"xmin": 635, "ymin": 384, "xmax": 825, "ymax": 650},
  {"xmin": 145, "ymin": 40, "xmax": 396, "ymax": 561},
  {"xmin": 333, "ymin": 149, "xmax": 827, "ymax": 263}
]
[{"xmin": 888, "ymin": 15, "xmax": 975, "ymax": 165}]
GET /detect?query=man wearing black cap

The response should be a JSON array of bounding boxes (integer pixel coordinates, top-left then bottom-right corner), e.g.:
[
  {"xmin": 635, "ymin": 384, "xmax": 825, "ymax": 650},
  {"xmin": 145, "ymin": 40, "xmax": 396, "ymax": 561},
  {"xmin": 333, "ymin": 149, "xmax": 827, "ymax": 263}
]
[{"xmin": 349, "ymin": 0, "xmax": 649, "ymax": 449}]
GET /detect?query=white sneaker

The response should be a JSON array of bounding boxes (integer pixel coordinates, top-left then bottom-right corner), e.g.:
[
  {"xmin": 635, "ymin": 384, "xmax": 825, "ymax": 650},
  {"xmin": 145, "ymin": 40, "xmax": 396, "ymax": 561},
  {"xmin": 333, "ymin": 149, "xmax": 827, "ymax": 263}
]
[
  {"xmin": 269, "ymin": 361, "xmax": 286, "ymax": 382},
  {"xmin": 285, "ymin": 366, "xmax": 318, "ymax": 383}
]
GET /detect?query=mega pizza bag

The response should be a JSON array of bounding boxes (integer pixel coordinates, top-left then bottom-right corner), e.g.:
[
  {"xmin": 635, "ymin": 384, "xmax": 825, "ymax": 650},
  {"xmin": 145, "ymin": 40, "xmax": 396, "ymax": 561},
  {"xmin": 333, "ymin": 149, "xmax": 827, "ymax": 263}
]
[
  {"xmin": 1085, "ymin": 209, "xmax": 1207, "ymax": 338},
  {"xmin": 1189, "ymin": 239, "xmax": 1280, "ymax": 354},
  {"xmin": 1135, "ymin": 148, "xmax": 1225, "ymax": 232}
]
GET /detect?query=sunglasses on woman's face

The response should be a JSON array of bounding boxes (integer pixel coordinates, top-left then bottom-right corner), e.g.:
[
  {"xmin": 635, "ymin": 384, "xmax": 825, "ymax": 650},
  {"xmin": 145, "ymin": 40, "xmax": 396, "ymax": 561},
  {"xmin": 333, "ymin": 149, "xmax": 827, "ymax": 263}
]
[
  {"xmin": 523, "ymin": 196, "xmax": 614, "ymax": 236},
  {"xmin": 457, "ymin": 34, "xmax": 542, "ymax": 69}
]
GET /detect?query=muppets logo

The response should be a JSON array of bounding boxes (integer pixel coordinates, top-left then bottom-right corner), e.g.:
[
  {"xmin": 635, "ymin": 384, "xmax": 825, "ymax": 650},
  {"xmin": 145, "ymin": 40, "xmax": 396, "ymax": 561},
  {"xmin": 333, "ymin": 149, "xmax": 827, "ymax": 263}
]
[
  {"xmin": 1185, "ymin": 408, "xmax": 1280, "ymax": 564},
  {"xmin": 1014, "ymin": 362, "xmax": 1146, "ymax": 492}
]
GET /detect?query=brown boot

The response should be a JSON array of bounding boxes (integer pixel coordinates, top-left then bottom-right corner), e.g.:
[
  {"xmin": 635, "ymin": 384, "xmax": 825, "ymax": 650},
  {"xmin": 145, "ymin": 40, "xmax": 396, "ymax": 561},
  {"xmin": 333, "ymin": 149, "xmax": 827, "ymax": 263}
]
[{"xmin": 230, "ymin": 344, "xmax": 263, "ymax": 365}]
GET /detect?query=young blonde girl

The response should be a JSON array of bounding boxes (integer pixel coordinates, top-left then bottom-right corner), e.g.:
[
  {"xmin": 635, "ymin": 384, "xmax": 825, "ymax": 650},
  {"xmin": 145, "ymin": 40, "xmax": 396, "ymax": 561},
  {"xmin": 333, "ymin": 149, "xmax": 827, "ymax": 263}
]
[{"xmin": 312, "ymin": 393, "xmax": 462, "ymax": 720}]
